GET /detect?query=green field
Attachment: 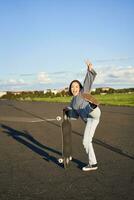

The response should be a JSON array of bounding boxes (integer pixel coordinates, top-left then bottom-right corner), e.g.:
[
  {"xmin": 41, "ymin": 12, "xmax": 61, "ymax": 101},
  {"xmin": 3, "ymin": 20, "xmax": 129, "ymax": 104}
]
[
  {"xmin": 30, "ymin": 93, "xmax": 134, "ymax": 106},
  {"xmin": 94, "ymin": 93, "xmax": 134, "ymax": 106}
]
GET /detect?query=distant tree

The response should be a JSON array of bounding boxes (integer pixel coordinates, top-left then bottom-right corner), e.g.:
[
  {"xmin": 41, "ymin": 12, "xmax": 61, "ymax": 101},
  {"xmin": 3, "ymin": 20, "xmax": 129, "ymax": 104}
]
[
  {"xmin": 108, "ymin": 88, "xmax": 115, "ymax": 94},
  {"xmin": 95, "ymin": 88, "xmax": 102, "ymax": 94},
  {"xmin": 44, "ymin": 91, "xmax": 55, "ymax": 97},
  {"xmin": 61, "ymin": 90, "xmax": 66, "ymax": 97},
  {"xmin": 55, "ymin": 92, "xmax": 62, "ymax": 97}
]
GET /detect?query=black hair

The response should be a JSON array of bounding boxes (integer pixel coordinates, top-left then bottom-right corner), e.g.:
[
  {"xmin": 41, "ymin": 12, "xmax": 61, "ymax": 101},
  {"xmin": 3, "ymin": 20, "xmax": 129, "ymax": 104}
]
[{"xmin": 69, "ymin": 80, "xmax": 83, "ymax": 96}]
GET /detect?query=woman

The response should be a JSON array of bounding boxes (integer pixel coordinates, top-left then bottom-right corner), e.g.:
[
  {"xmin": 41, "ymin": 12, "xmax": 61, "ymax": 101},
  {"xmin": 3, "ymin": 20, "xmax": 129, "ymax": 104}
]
[{"xmin": 65, "ymin": 60, "xmax": 101, "ymax": 171}]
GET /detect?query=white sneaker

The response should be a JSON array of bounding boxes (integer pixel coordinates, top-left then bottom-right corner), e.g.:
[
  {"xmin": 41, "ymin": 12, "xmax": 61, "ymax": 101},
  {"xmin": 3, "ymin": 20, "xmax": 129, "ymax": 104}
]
[{"xmin": 82, "ymin": 164, "xmax": 98, "ymax": 171}]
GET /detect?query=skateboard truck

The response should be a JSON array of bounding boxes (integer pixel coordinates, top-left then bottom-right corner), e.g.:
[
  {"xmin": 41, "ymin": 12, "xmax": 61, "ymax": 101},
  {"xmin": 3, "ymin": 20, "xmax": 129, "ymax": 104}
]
[
  {"xmin": 58, "ymin": 156, "xmax": 72, "ymax": 163},
  {"xmin": 45, "ymin": 116, "xmax": 62, "ymax": 121}
]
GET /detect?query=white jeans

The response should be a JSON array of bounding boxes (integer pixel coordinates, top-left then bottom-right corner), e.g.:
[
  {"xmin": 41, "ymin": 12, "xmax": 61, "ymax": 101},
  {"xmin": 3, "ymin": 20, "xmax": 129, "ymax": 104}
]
[{"xmin": 83, "ymin": 107, "xmax": 101, "ymax": 165}]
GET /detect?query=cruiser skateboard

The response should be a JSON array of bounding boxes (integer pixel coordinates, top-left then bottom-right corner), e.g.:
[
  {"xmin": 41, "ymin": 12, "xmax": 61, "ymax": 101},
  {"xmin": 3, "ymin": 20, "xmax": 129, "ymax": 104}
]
[{"xmin": 58, "ymin": 113, "xmax": 72, "ymax": 168}]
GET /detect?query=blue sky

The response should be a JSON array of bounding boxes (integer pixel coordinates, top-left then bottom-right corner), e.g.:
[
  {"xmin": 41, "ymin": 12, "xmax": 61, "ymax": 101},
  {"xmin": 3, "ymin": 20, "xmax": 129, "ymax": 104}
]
[{"xmin": 0, "ymin": 0, "xmax": 134, "ymax": 91}]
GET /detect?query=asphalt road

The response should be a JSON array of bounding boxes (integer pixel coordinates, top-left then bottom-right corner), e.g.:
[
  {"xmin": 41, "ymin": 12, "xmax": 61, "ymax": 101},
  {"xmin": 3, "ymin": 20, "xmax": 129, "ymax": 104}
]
[{"xmin": 0, "ymin": 100, "xmax": 134, "ymax": 200}]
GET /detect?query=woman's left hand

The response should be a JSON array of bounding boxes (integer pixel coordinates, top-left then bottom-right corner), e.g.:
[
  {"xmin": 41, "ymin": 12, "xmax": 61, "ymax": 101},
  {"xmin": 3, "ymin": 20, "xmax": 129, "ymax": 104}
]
[{"xmin": 85, "ymin": 60, "xmax": 93, "ymax": 71}]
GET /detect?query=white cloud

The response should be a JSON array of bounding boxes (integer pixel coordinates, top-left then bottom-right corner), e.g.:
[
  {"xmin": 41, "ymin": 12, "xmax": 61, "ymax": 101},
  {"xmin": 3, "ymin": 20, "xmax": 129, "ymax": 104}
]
[
  {"xmin": 37, "ymin": 72, "xmax": 51, "ymax": 84},
  {"xmin": 0, "ymin": 66, "xmax": 134, "ymax": 91},
  {"xmin": 5, "ymin": 78, "xmax": 28, "ymax": 86},
  {"xmin": 95, "ymin": 65, "xmax": 134, "ymax": 86},
  {"xmin": 34, "ymin": 67, "xmax": 134, "ymax": 88},
  {"xmin": 0, "ymin": 78, "xmax": 30, "ymax": 91},
  {"xmin": 8, "ymin": 79, "xmax": 17, "ymax": 84},
  {"xmin": 95, "ymin": 57, "xmax": 134, "ymax": 63}
]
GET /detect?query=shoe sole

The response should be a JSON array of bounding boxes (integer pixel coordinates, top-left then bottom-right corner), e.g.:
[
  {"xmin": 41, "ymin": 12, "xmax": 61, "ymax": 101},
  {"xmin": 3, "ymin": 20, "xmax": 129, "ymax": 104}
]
[{"xmin": 82, "ymin": 167, "xmax": 98, "ymax": 171}]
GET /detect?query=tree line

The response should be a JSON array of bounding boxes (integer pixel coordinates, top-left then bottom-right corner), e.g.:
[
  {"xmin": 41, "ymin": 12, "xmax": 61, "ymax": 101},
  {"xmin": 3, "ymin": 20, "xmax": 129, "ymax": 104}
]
[
  {"xmin": 0, "ymin": 90, "xmax": 70, "ymax": 100},
  {"xmin": 91, "ymin": 87, "xmax": 134, "ymax": 94},
  {"xmin": 1, "ymin": 87, "xmax": 134, "ymax": 100}
]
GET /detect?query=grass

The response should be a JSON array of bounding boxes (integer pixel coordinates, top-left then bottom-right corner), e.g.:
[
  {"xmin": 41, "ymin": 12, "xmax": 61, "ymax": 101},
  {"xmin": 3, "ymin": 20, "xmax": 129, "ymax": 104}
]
[
  {"xmin": 94, "ymin": 93, "xmax": 134, "ymax": 106},
  {"xmin": 31, "ymin": 96, "xmax": 72, "ymax": 103},
  {"xmin": 29, "ymin": 93, "xmax": 134, "ymax": 107}
]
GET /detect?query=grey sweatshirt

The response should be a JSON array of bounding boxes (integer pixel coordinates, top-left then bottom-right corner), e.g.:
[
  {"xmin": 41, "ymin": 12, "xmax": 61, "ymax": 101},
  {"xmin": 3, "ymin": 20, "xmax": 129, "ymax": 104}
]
[{"xmin": 68, "ymin": 68, "xmax": 97, "ymax": 121}]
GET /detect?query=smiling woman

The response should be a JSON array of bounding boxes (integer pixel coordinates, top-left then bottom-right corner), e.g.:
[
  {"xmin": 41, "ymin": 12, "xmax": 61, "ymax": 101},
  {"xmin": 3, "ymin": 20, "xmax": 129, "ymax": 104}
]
[
  {"xmin": 63, "ymin": 60, "xmax": 101, "ymax": 171},
  {"xmin": 69, "ymin": 80, "xmax": 83, "ymax": 96}
]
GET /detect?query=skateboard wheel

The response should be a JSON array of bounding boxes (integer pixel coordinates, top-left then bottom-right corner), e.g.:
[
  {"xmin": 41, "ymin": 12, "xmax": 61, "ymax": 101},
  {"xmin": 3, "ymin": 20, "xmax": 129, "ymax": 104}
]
[
  {"xmin": 69, "ymin": 156, "xmax": 72, "ymax": 161},
  {"xmin": 58, "ymin": 158, "xmax": 64, "ymax": 163},
  {"xmin": 66, "ymin": 157, "xmax": 70, "ymax": 164},
  {"xmin": 56, "ymin": 116, "xmax": 62, "ymax": 121},
  {"xmin": 64, "ymin": 157, "xmax": 70, "ymax": 169}
]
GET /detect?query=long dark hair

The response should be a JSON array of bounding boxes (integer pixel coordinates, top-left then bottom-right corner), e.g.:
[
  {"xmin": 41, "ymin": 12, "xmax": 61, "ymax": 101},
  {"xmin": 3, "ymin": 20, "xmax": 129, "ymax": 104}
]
[{"xmin": 69, "ymin": 80, "xmax": 83, "ymax": 96}]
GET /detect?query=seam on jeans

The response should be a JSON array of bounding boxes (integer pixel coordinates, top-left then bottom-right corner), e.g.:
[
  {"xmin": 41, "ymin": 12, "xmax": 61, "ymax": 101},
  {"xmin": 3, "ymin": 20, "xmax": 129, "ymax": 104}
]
[{"xmin": 83, "ymin": 118, "xmax": 93, "ymax": 154}]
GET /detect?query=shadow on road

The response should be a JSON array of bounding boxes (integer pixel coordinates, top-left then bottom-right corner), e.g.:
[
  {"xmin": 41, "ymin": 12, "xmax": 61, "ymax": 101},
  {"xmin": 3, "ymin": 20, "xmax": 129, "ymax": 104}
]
[
  {"xmin": 5, "ymin": 102, "xmax": 134, "ymax": 161},
  {"xmin": 1, "ymin": 124, "xmax": 85, "ymax": 169},
  {"xmin": 48, "ymin": 121, "xmax": 134, "ymax": 161},
  {"xmin": 1, "ymin": 124, "xmax": 64, "ymax": 168}
]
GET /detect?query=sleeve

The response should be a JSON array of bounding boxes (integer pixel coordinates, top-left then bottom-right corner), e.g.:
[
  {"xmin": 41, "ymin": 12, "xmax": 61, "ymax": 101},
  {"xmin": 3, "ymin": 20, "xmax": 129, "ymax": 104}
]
[
  {"xmin": 63, "ymin": 102, "xmax": 79, "ymax": 119},
  {"xmin": 83, "ymin": 68, "xmax": 97, "ymax": 93},
  {"xmin": 67, "ymin": 109, "xmax": 79, "ymax": 119}
]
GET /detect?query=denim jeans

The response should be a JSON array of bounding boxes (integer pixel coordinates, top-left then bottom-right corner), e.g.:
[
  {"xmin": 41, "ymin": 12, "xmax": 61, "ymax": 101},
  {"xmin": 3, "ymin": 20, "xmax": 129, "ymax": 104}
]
[{"xmin": 83, "ymin": 107, "xmax": 101, "ymax": 165}]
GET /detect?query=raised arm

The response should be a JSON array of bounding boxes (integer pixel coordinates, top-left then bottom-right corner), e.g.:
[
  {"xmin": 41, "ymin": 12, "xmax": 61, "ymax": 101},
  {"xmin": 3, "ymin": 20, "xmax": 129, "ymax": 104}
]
[{"xmin": 83, "ymin": 60, "xmax": 97, "ymax": 93}]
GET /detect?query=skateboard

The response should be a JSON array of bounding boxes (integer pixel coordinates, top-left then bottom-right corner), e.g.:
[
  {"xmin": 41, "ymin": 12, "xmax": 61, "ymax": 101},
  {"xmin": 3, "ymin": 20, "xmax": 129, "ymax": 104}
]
[{"xmin": 58, "ymin": 115, "xmax": 72, "ymax": 168}]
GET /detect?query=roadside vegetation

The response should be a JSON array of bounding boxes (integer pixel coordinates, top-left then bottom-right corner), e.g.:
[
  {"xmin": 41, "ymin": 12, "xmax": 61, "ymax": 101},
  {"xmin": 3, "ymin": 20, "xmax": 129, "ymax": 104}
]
[{"xmin": 1, "ymin": 88, "xmax": 134, "ymax": 106}]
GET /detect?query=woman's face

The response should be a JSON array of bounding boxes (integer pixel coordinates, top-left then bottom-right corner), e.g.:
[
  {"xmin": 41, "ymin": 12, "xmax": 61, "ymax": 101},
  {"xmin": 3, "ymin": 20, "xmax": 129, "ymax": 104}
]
[{"xmin": 71, "ymin": 82, "xmax": 80, "ymax": 96}]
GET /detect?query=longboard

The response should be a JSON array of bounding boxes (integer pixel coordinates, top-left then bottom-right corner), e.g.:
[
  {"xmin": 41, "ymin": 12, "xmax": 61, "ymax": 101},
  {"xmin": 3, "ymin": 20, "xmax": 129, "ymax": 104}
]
[{"xmin": 58, "ymin": 118, "xmax": 72, "ymax": 168}]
